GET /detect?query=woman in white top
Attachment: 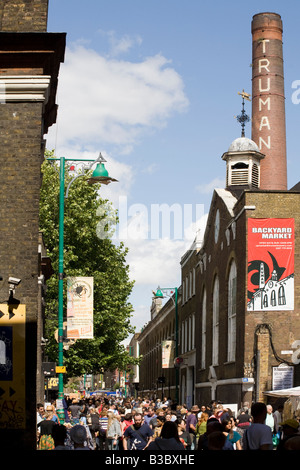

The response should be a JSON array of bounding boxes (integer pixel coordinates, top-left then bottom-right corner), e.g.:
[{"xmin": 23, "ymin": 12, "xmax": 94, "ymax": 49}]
[{"xmin": 106, "ymin": 412, "xmax": 122, "ymax": 450}]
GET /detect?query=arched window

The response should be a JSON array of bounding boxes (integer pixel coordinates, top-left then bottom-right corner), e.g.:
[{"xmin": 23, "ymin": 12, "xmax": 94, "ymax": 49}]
[
  {"xmin": 263, "ymin": 294, "xmax": 268, "ymax": 308},
  {"xmin": 201, "ymin": 289, "xmax": 207, "ymax": 369},
  {"xmin": 212, "ymin": 276, "xmax": 219, "ymax": 366},
  {"xmin": 278, "ymin": 286, "xmax": 286, "ymax": 305},
  {"xmin": 271, "ymin": 290, "xmax": 276, "ymax": 306},
  {"xmin": 228, "ymin": 260, "xmax": 237, "ymax": 362}
]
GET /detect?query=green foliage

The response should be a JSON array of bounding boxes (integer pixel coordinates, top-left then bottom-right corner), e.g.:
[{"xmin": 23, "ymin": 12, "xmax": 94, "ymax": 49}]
[{"xmin": 39, "ymin": 151, "xmax": 137, "ymax": 379}]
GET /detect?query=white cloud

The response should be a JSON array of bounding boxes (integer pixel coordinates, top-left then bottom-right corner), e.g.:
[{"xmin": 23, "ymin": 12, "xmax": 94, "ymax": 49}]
[
  {"xmin": 44, "ymin": 39, "xmax": 192, "ymax": 339},
  {"xmin": 123, "ymin": 212, "xmax": 208, "ymax": 286},
  {"xmin": 126, "ymin": 238, "xmax": 184, "ymax": 285},
  {"xmin": 196, "ymin": 177, "xmax": 225, "ymax": 194},
  {"xmin": 104, "ymin": 30, "xmax": 143, "ymax": 57},
  {"xmin": 47, "ymin": 44, "xmax": 189, "ymax": 155}
]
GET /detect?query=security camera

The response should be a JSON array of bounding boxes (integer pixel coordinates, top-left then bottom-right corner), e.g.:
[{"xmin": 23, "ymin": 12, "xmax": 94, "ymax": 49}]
[{"xmin": 8, "ymin": 277, "xmax": 21, "ymax": 286}]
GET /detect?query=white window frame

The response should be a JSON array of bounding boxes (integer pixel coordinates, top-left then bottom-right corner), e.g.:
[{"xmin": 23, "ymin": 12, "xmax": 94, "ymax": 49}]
[
  {"xmin": 192, "ymin": 313, "xmax": 195, "ymax": 350},
  {"xmin": 227, "ymin": 261, "xmax": 237, "ymax": 362},
  {"xmin": 212, "ymin": 276, "xmax": 219, "ymax": 366},
  {"xmin": 201, "ymin": 289, "xmax": 206, "ymax": 369}
]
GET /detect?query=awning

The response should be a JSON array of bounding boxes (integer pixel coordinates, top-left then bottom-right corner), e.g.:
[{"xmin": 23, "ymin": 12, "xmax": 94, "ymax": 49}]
[{"xmin": 263, "ymin": 386, "xmax": 300, "ymax": 397}]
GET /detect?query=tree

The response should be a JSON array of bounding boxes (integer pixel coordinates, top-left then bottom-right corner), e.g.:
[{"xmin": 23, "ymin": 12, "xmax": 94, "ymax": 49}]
[{"xmin": 39, "ymin": 151, "xmax": 137, "ymax": 379}]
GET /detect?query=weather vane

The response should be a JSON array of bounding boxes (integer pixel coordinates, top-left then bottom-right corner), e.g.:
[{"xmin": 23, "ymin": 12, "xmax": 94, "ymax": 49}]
[{"xmin": 236, "ymin": 89, "xmax": 251, "ymax": 137}]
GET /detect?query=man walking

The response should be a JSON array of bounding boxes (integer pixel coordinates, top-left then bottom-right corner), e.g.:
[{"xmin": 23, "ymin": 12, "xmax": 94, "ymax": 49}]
[
  {"xmin": 243, "ymin": 402, "xmax": 273, "ymax": 450},
  {"xmin": 123, "ymin": 413, "xmax": 154, "ymax": 450},
  {"xmin": 186, "ymin": 405, "xmax": 199, "ymax": 450}
]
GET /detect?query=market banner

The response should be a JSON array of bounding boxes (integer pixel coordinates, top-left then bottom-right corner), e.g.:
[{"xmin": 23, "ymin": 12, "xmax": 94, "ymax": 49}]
[
  {"xmin": 162, "ymin": 340, "xmax": 174, "ymax": 368},
  {"xmin": 247, "ymin": 218, "xmax": 294, "ymax": 311},
  {"xmin": 67, "ymin": 277, "xmax": 94, "ymax": 339}
]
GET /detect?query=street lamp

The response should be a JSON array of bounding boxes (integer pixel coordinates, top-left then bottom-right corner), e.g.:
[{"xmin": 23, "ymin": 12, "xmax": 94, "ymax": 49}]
[
  {"xmin": 46, "ymin": 152, "xmax": 117, "ymax": 420},
  {"xmin": 154, "ymin": 286, "xmax": 179, "ymax": 404}
]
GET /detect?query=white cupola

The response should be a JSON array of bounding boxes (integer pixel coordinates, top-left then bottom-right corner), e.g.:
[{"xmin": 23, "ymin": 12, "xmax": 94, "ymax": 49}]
[{"xmin": 221, "ymin": 136, "xmax": 265, "ymax": 189}]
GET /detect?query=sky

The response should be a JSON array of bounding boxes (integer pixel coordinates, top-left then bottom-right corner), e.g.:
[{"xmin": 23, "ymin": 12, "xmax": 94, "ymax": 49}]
[{"xmin": 46, "ymin": 0, "xmax": 300, "ymax": 341}]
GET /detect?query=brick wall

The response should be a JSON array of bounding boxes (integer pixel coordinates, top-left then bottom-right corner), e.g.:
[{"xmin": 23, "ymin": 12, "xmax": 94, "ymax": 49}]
[
  {"xmin": 251, "ymin": 13, "xmax": 287, "ymax": 190},
  {"xmin": 244, "ymin": 191, "xmax": 300, "ymax": 395},
  {"xmin": 0, "ymin": 101, "xmax": 43, "ymax": 314},
  {"xmin": 0, "ymin": 0, "xmax": 48, "ymax": 31},
  {"xmin": 0, "ymin": 99, "xmax": 44, "ymax": 449}
]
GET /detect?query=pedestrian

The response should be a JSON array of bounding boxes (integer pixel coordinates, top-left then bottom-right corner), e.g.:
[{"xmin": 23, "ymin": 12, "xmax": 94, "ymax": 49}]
[
  {"xmin": 222, "ymin": 418, "xmax": 242, "ymax": 450},
  {"xmin": 186, "ymin": 405, "xmax": 199, "ymax": 450},
  {"xmin": 207, "ymin": 431, "xmax": 229, "ymax": 450},
  {"xmin": 215, "ymin": 404, "xmax": 228, "ymax": 422},
  {"xmin": 106, "ymin": 412, "xmax": 122, "ymax": 450},
  {"xmin": 98, "ymin": 410, "xmax": 108, "ymax": 450},
  {"xmin": 265, "ymin": 404, "xmax": 274, "ymax": 433},
  {"xmin": 80, "ymin": 401, "xmax": 90, "ymax": 425},
  {"xmin": 276, "ymin": 419, "xmax": 300, "ymax": 451},
  {"xmin": 273, "ymin": 405, "xmax": 283, "ymax": 434},
  {"xmin": 144, "ymin": 406, "xmax": 156, "ymax": 426},
  {"xmin": 238, "ymin": 401, "xmax": 250, "ymax": 415},
  {"xmin": 197, "ymin": 419, "xmax": 234, "ymax": 450},
  {"xmin": 87, "ymin": 407, "xmax": 101, "ymax": 450},
  {"xmin": 146, "ymin": 421, "xmax": 185, "ymax": 451},
  {"xmin": 242, "ymin": 402, "xmax": 273, "ymax": 450},
  {"xmin": 196, "ymin": 411, "xmax": 209, "ymax": 441},
  {"xmin": 149, "ymin": 408, "xmax": 165, "ymax": 429},
  {"xmin": 123, "ymin": 412, "xmax": 153, "ymax": 450},
  {"xmin": 283, "ymin": 435, "xmax": 300, "ymax": 450},
  {"xmin": 69, "ymin": 424, "xmax": 91, "ymax": 450},
  {"xmin": 37, "ymin": 403, "xmax": 45, "ymax": 426},
  {"xmin": 52, "ymin": 423, "xmax": 72, "ymax": 450},
  {"xmin": 197, "ymin": 405, "xmax": 208, "ymax": 419},
  {"xmin": 121, "ymin": 412, "xmax": 134, "ymax": 434},
  {"xmin": 37, "ymin": 410, "xmax": 56, "ymax": 450},
  {"xmin": 68, "ymin": 399, "xmax": 82, "ymax": 424},
  {"xmin": 153, "ymin": 416, "xmax": 165, "ymax": 438},
  {"xmin": 176, "ymin": 418, "xmax": 192, "ymax": 449},
  {"xmin": 235, "ymin": 407, "xmax": 251, "ymax": 445}
]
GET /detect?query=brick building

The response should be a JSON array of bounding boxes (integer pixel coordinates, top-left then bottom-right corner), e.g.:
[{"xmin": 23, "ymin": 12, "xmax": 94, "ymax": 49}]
[
  {"xmin": 138, "ymin": 289, "xmax": 181, "ymax": 401},
  {"xmin": 136, "ymin": 12, "xmax": 300, "ymax": 408},
  {"xmin": 0, "ymin": 0, "xmax": 65, "ymax": 449}
]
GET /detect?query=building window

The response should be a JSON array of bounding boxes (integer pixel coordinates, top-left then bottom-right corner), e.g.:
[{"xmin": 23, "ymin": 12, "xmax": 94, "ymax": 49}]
[
  {"xmin": 252, "ymin": 163, "xmax": 259, "ymax": 188},
  {"xmin": 201, "ymin": 289, "xmax": 207, "ymax": 369},
  {"xmin": 181, "ymin": 321, "xmax": 184, "ymax": 354},
  {"xmin": 271, "ymin": 290, "xmax": 276, "ymax": 306},
  {"xmin": 278, "ymin": 286, "xmax": 286, "ymax": 305},
  {"xmin": 182, "ymin": 279, "xmax": 185, "ymax": 304},
  {"xmin": 193, "ymin": 268, "xmax": 196, "ymax": 295},
  {"xmin": 227, "ymin": 260, "xmax": 237, "ymax": 362},
  {"xmin": 185, "ymin": 276, "xmax": 189, "ymax": 301},
  {"xmin": 192, "ymin": 314, "xmax": 195, "ymax": 350},
  {"xmin": 263, "ymin": 294, "xmax": 268, "ymax": 308},
  {"xmin": 212, "ymin": 276, "xmax": 219, "ymax": 366}
]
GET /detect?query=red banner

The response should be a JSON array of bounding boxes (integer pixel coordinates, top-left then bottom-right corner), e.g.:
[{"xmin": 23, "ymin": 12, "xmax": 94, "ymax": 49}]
[{"xmin": 247, "ymin": 218, "xmax": 294, "ymax": 311}]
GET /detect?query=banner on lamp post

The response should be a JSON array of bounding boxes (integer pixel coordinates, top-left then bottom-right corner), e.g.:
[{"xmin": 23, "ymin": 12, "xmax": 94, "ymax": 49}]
[
  {"xmin": 67, "ymin": 277, "xmax": 94, "ymax": 339},
  {"xmin": 162, "ymin": 340, "xmax": 174, "ymax": 368}
]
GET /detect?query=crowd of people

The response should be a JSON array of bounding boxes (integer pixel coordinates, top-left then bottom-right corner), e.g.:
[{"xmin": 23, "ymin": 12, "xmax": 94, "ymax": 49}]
[{"xmin": 36, "ymin": 395, "xmax": 300, "ymax": 451}]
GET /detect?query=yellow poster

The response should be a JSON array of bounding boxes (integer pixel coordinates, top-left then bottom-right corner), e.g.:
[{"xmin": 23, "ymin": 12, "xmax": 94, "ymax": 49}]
[{"xmin": 0, "ymin": 304, "xmax": 26, "ymax": 429}]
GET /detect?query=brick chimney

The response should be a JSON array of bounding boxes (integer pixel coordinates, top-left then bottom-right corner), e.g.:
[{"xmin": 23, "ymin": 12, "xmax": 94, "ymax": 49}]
[{"xmin": 251, "ymin": 12, "xmax": 287, "ymax": 190}]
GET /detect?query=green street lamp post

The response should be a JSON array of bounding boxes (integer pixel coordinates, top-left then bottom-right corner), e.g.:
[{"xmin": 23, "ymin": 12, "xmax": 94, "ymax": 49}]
[
  {"xmin": 46, "ymin": 153, "xmax": 117, "ymax": 420},
  {"xmin": 154, "ymin": 286, "xmax": 179, "ymax": 404}
]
